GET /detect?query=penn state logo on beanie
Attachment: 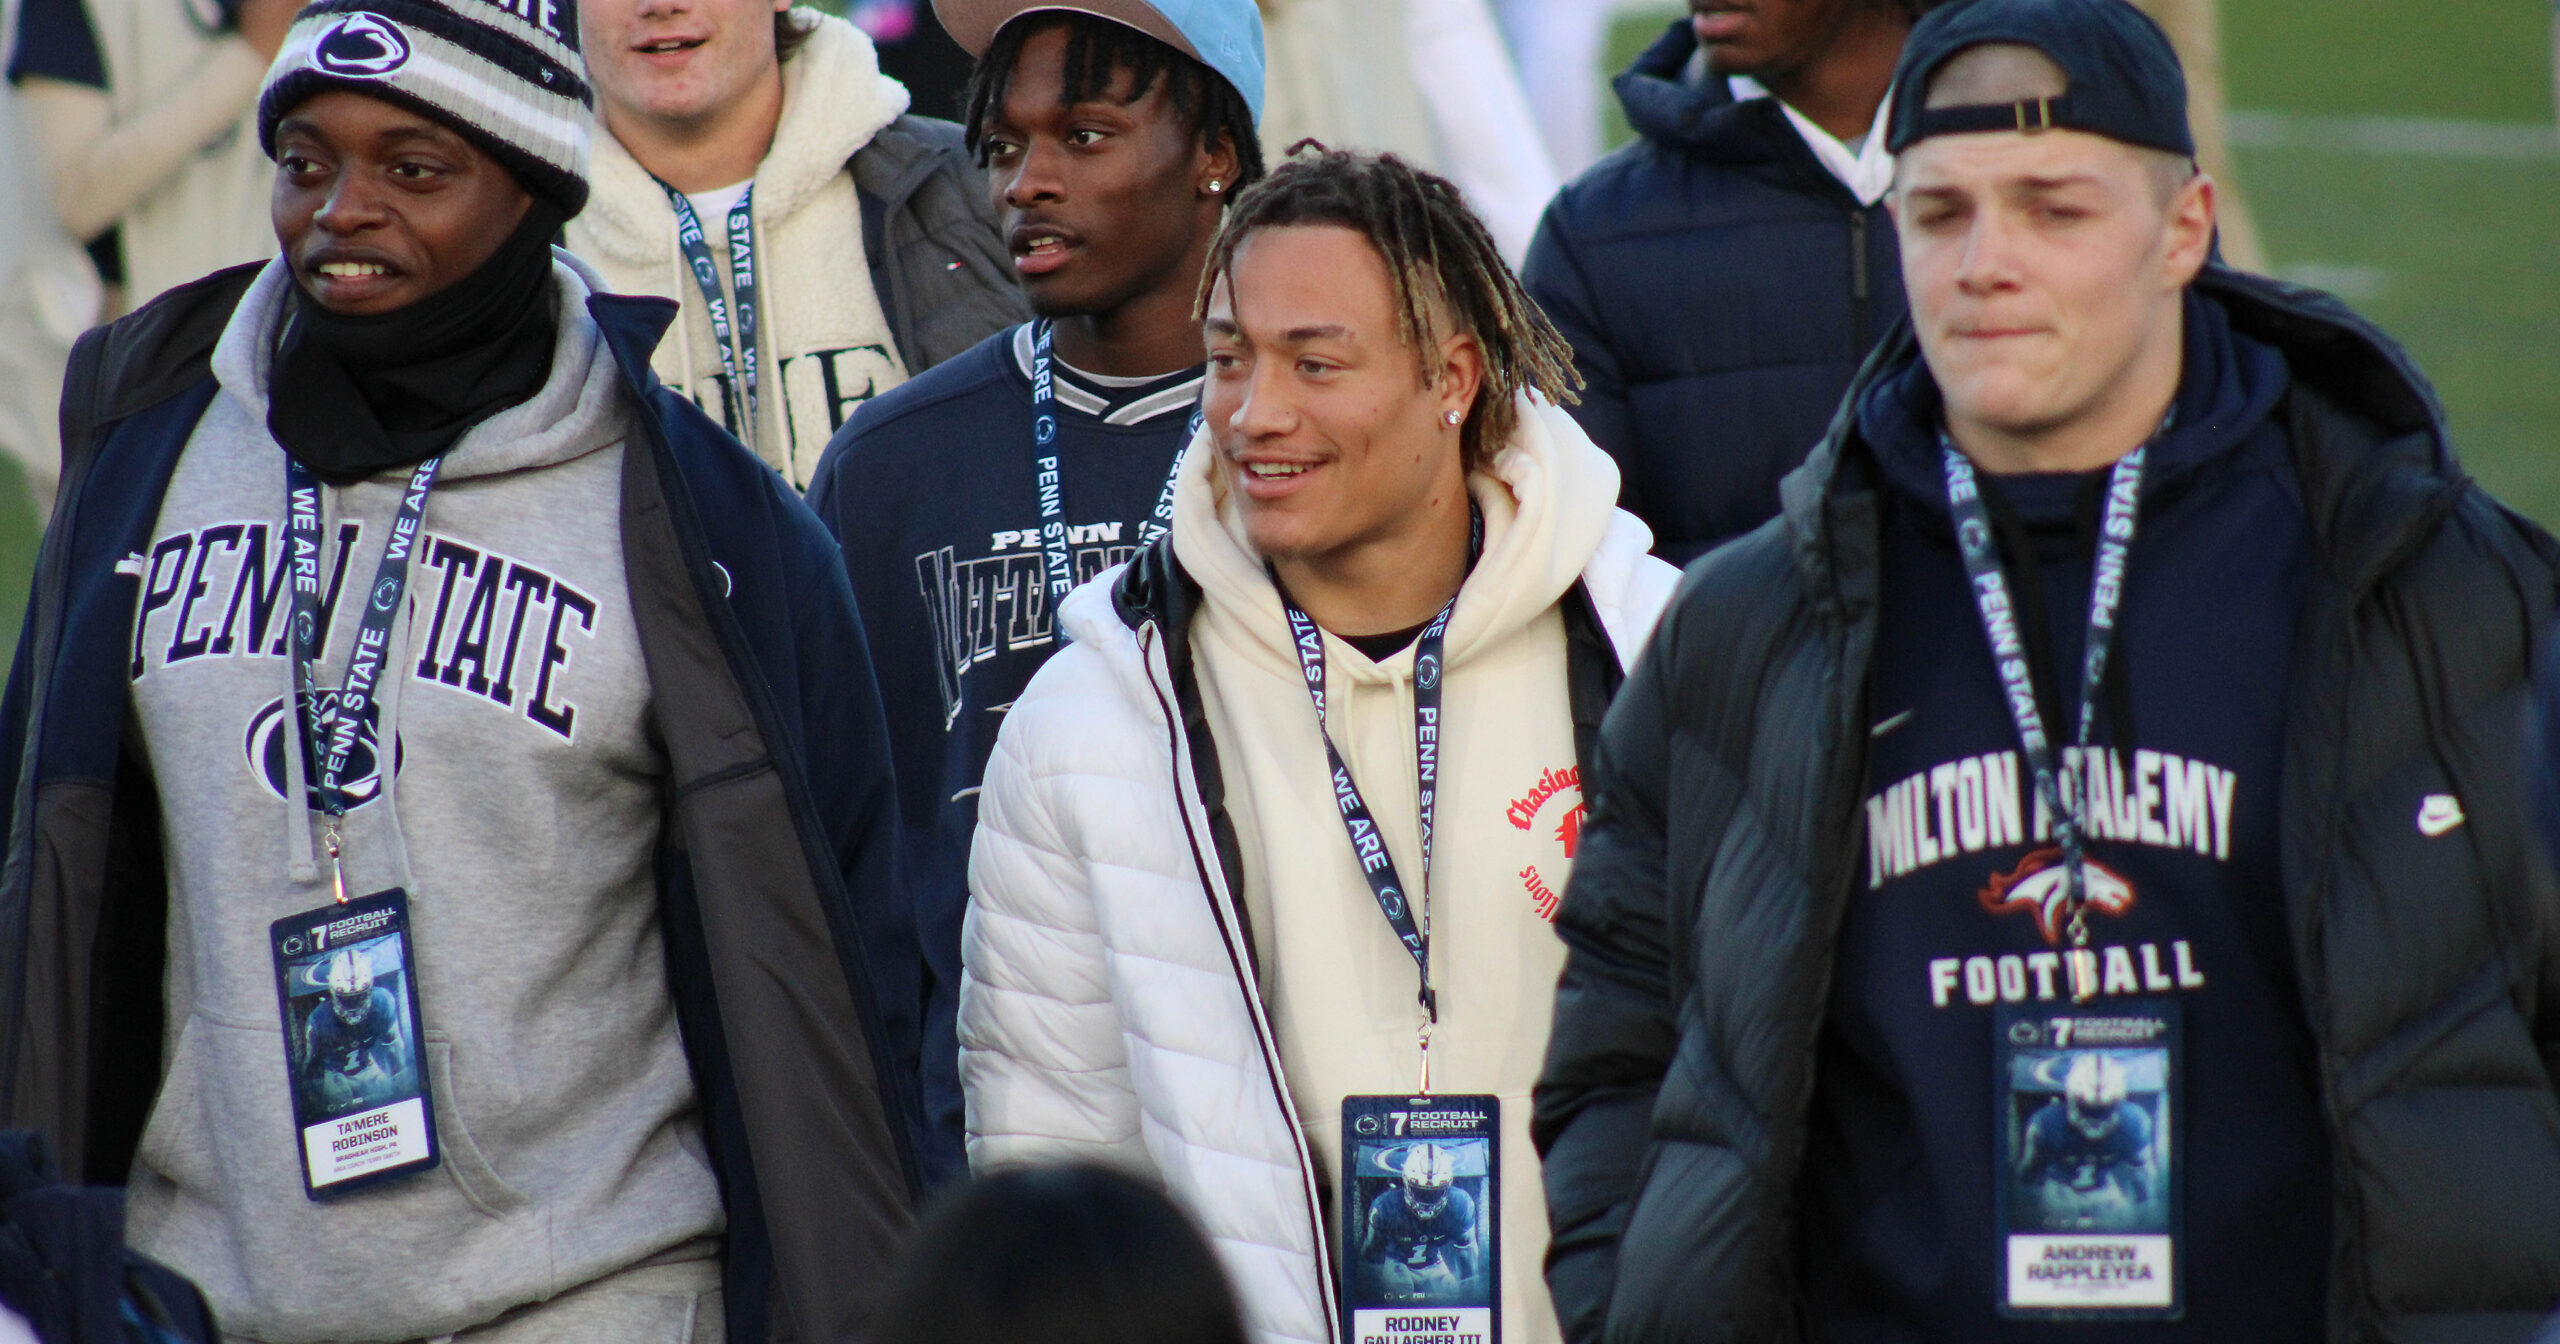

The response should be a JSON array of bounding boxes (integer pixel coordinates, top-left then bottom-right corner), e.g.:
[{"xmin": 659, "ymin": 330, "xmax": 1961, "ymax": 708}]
[{"xmin": 258, "ymin": 0, "xmax": 594, "ymax": 217}]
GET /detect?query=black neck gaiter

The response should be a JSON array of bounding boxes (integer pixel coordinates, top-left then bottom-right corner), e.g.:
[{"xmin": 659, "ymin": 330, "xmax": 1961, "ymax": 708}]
[{"xmin": 268, "ymin": 200, "xmax": 567, "ymax": 484}]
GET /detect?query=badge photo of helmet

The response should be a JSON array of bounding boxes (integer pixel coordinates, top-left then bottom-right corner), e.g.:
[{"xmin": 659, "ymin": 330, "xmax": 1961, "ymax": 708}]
[
  {"xmin": 2064, "ymin": 1051, "xmax": 2130, "ymax": 1141},
  {"xmin": 327, "ymin": 949, "xmax": 377, "ymax": 1027},
  {"xmin": 1400, "ymin": 1142, "xmax": 1455, "ymax": 1220}
]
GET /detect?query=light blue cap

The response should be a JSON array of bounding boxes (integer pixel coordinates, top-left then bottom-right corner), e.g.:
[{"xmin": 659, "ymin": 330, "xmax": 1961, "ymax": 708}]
[{"xmin": 932, "ymin": 0, "xmax": 1266, "ymax": 124}]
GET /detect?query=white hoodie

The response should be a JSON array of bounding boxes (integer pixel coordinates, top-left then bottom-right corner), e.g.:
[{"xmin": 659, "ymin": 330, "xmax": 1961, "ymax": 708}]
[
  {"xmin": 569, "ymin": 11, "xmax": 911, "ymax": 488},
  {"xmin": 960, "ymin": 397, "xmax": 1677, "ymax": 1344}
]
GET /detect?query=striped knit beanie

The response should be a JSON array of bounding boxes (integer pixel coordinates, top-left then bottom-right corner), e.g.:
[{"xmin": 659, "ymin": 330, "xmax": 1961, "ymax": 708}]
[{"xmin": 258, "ymin": 0, "xmax": 594, "ymax": 217}]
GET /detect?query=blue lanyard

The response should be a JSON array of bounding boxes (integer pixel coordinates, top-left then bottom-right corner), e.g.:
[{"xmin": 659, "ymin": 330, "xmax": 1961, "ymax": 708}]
[
  {"xmin": 1028, "ymin": 318, "xmax": 1193, "ymax": 604},
  {"xmin": 661, "ymin": 182, "xmax": 759, "ymax": 453},
  {"xmin": 1271, "ymin": 504, "xmax": 1483, "ymax": 1052},
  {"xmin": 284, "ymin": 453, "xmax": 440, "ymax": 902},
  {"xmin": 1941, "ymin": 433, "xmax": 2151, "ymax": 999}
]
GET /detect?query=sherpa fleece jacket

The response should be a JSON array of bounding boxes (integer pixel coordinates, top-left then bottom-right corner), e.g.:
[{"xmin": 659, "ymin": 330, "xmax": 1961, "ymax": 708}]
[
  {"xmin": 570, "ymin": 9, "xmax": 1025, "ymax": 489},
  {"xmin": 0, "ymin": 259, "xmax": 926, "ymax": 1344},
  {"xmin": 958, "ymin": 399, "xmax": 1678, "ymax": 1344}
]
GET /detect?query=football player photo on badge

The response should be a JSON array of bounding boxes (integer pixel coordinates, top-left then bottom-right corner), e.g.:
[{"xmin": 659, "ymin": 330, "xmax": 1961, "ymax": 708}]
[
  {"xmin": 1340, "ymin": 1094, "xmax": 1499, "ymax": 1344},
  {"xmin": 1994, "ymin": 1001, "xmax": 2182, "ymax": 1320},
  {"xmin": 268, "ymin": 890, "xmax": 439, "ymax": 1199}
]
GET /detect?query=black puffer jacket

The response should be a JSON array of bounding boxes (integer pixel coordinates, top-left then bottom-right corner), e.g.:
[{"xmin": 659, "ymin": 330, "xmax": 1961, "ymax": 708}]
[
  {"xmin": 1524, "ymin": 20, "xmax": 1903, "ymax": 566},
  {"xmin": 1534, "ymin": 267, "xmax": 2560, "ymax": 1343}
]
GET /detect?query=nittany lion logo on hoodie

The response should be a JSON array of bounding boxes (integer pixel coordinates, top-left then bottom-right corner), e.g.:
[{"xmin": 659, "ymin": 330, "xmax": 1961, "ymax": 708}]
[{"xmin": 246, "ymin": 695, "xmax": 403, "ymax": 809}]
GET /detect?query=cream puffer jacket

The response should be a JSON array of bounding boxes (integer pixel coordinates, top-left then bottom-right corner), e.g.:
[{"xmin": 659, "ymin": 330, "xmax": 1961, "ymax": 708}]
[{"xmin": 960, "ymin": 400, "xmax": 1677, "ymax": 1344}]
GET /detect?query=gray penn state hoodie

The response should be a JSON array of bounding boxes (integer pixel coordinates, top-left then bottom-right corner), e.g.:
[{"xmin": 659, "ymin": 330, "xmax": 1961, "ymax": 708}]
[{"xmin": 121, "ymin": 255, "xmax": 722, "ymax": 1342}]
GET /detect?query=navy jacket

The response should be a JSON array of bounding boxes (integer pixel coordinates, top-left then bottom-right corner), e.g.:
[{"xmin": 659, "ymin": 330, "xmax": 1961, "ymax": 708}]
[
  {"xmin": 0, "ymin": 265, "xmax": 925, "ymax": 1343},
  {"xmin": 1525, "ymin": 19, "xmax": 1904, "ymax": 565}
]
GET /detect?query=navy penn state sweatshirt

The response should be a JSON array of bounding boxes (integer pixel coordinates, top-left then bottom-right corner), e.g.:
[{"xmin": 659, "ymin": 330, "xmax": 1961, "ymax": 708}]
[
  {"xmin": 1800, "ymin": 290, "xmax": 2331, "ymax": 1341},
  {"xmin": 808, "ymin": 323, "xmax": 1199, "ymax": 1189}
]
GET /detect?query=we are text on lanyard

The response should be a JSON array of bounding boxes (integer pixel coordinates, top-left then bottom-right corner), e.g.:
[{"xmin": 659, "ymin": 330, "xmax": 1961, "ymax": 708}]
[
  {"xmin": 1028, "ymin": 318, "xmax": 1191, "ymax": 604},
  {"xmin": 1273, "ymin": 503, "xmax": 1481, "ymax": 1093},
  {"xmin": 285, "ymin": 454, "xmax": 440, "ymax": 901},
  {"xmin": 661, "ymin": 182, "xmax": 760, "ymax": 456},
  {"xmin": 1942, "ymin": 425, "xmax": 2160, "ymax": 1001}
]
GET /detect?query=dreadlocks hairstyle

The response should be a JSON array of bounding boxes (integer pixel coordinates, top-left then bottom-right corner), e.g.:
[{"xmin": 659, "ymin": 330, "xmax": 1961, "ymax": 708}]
[
  {"xmin": 1197, "ymin": 144, "xmax": 1581, "ymax": 470},
  {"xmin": 960, "ymin": 12, "xmax": 1264, "ymax": 189}
]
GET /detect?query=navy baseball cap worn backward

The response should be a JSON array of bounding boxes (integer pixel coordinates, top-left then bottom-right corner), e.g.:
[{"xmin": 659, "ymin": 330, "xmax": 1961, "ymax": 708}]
[
  {"xmin": 931, "ymin": 0, "xmax": 1266, "ymax": 124},
  {"xmin": 1885, "ymin": 0, "xmax": 2193, "ymax": 159},
  {"xmin": 258, "ymin": 0, "xmax": 596, "ymax": 217}
]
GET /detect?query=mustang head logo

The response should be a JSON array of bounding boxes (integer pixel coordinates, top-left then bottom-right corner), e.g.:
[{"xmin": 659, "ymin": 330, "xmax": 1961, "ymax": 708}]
[{"xmin": 1979, "ymin": 846, "xmax": 2135, "ymax": 945}]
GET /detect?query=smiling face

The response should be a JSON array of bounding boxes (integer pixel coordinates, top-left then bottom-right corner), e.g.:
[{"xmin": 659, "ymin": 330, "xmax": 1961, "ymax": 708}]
[
  {"xmin": 272, "ymin": 90, "xmax": 533, "ymax": 315},
  {"xmin": 580, "ymin": 0, "xmax": 789, "ymax": 139},
  {"xmin": 1890, "ymin": 127, "xmax": 2212, "ymax": 457},
  {"xmin": 1202, "ymin": 225, "xmax": 1481, "ymax": 569},
  {"xmin": 979, "ymin": 23, "xmax": 1229, "ymax": 319},
  {"xmin": 1687, "ymin": 0, "xmax": 1864, "ymax": 77}
]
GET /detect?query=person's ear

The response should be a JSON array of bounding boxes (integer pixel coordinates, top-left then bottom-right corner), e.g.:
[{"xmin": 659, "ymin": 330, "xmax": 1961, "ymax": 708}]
[
  {"xmin": 1434, "ymin": 331, "xmax": 1485, "ymax": 429},
  {"xmin": 1197, "ymin": 130, "xmax": 1241, "ymax": 202},
  {"xmin": 2161, "ymin": 171, "xmax": 2217, "ymax": 288}
]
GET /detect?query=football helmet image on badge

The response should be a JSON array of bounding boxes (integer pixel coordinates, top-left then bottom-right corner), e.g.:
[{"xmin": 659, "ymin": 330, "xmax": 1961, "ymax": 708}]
[
  {"xmin": 327, "ymin": 950, "xmax": 376, "ymax": 1027},
  {"xmin": 2065, "ymin": 1052, "xmax": 2130, "ymax": 1140},
  {"xmin": 1358, "ymin": 1141, "xmax": 1483, "ymax": 1291},
  {"xmin": 2016, "ymin": 1051, "xmax": 2157, "ymax": 1222},
  {"xmin": 1402, "ymin": 1142, "xmax": 1455, "ymax": 1218},
  {"xmin": 296, "ymin": 940, "xmax": 416, "ymax": 1118}
]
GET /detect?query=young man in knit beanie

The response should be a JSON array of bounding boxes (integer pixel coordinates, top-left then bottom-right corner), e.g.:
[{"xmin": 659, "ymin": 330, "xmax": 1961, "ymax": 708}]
[
  {"xmin": 570, "ymin": 0, "xmax": 1027, "ymax": 489},
  {"xmin": 0, "ymin": 0, "xmax": 927, "ymax": 1339}
]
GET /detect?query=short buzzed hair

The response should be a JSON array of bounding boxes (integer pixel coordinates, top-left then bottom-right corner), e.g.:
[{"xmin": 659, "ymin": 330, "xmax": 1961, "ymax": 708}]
[{"xmin": 1905, "ymin": 42, "xmax": 2196, "ymax": 205}]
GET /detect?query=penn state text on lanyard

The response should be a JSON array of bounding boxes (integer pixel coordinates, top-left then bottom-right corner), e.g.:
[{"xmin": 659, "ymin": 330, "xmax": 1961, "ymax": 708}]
[
  {"xmin": 285, "ymin": 453, "xmax": 441, "ymax": 903},
  {"xmin": 659, "ymin": 181, "xmax": 760, "ymax": 457},
  {"xmin": 1941, "ymin": 419, "xmax": 2164, "ymax": 1002},
  {"xmin": 1028, "ymin": 318, "xmax": 1190, "ymax": 604},
  {"xmin": 1272, "ymin": 502, "xmax": 1482, "ymax": 1095}
]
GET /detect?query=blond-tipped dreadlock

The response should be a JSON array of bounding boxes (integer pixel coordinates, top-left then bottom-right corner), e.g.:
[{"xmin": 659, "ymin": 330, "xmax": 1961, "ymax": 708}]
[{"xmin": 1195, "ymin": 142, "xmax": 1582, "ymax": 470}]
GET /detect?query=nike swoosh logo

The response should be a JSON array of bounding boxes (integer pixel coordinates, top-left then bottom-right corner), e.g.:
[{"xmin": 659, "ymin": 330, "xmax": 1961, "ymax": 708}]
[
  {"xmin": 1871, "ymin": 709, "xmax": 1915, "ymax": 738},
  {"xmin": 2416, "ymin": 793, "xmax": 2465, "ymax": 837}
]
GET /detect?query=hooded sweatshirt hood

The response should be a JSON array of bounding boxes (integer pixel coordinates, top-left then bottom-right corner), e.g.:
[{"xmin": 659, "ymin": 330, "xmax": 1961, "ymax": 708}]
[
  {"xmin": 214, "ymin": 250, "xmax": 630, "ymax": 484},
  {"xmin": 1171, "ymin": 393, "xmax": 1634, "ymax": 683},
  {"xmin": 1858, "ymin": 286, "xmax": 2292, "ymax": 535},
  {"xmin": 570, "ymin": 10, "xmax": 913, "ymax": 486}
]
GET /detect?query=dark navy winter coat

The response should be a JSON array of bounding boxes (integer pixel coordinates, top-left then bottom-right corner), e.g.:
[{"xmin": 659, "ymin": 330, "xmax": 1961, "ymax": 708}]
[
  {"xmin": 1535, "ymin": 266, "xmax": 2560, "ymax": 1343},
  {"xmin": 1525, "ymin": 19, "xmax": 1904, "ymax": 565},
  {"xmin": 0, "ymin": 265, "xmax": 925, "ymax": 1343}
]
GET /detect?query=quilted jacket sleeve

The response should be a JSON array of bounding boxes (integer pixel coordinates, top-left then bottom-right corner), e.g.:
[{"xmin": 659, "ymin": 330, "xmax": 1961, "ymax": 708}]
[
  {"xmin": 957, "ymin": 648, "xmax": 1146, "ymax": 1171},
  {"xmin": 1534, "ymin": 576, "xmax": 1687, "ymax": 1342}
]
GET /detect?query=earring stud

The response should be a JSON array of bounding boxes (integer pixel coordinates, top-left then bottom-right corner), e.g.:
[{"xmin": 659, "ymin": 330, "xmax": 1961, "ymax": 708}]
[
  {"xmin": 1443, "ymin": 410, "xmax": 1462, "ymax": 427},
  {"xmin": 1206, "ymin": 179, "xmax": 1224, "ymax": 194}
]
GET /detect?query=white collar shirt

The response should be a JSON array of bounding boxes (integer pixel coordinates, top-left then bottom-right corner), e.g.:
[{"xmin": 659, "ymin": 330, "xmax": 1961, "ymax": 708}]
[{"xmin": 1728, "ymin": 76, "xmax": 1897, "ymax": 207}]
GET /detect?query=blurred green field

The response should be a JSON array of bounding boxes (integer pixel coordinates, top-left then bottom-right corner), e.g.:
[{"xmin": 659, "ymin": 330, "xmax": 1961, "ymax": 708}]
[
  {"xmin": 1605, "ymin": 0, "xmax": 2560, "ymax": 520},
  {"xmin": 2, "ymin": 3, "xmax": 2552, "ymax": 656}
]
